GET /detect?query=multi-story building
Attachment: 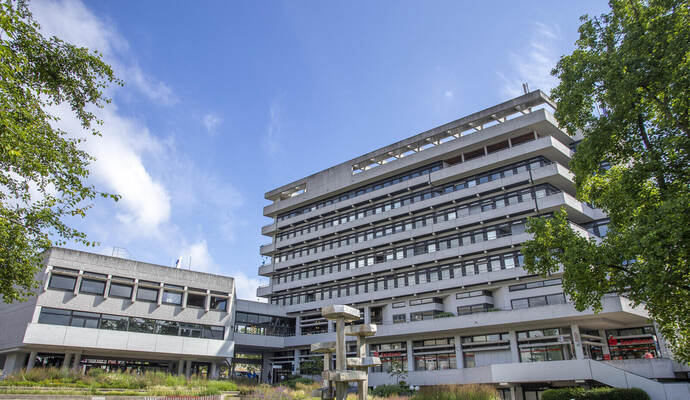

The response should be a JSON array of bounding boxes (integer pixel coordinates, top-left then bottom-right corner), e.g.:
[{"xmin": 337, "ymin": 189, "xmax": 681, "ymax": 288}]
[
  {"xmin": 1, "ymin": 91, "xmax": 689, "ymax": 400},
  {"xmin": 0, "ymin": 248, "xmax": 235, "ymax": 378},
  {"xmin": 254, "ymin": 90, "xmax": 690, "ymax": 399}
]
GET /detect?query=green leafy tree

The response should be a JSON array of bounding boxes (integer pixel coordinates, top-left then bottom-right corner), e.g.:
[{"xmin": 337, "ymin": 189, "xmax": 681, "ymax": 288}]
[
  {"xmin": 388, "ymin": 360, "xmax": 408, "ymax": 386},
  {"xmin": 0, "ymin": 1, "xmax": 120, "ymax": 302},
  {"xmin": 299, "ymin": 356, "xmax": 323, "ymax": 375},
  {"xmin": 523, "ymin": 0, "xmax": 689, "ymax": 362}
]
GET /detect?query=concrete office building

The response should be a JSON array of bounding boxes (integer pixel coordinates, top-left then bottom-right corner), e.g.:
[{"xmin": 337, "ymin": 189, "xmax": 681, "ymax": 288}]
[
  {"xmin": 1, "ymin": 91, "xmax": 689, "ymax": 399},
  {"xmin": 254, "ymin": 91, "xmax": 690, "ymax": 399}
]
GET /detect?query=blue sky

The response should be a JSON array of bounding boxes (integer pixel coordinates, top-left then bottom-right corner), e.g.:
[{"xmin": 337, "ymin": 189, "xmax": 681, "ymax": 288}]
[{"xmin": 30, "ymin": 0, "xmax": 609, "ymax": 300}]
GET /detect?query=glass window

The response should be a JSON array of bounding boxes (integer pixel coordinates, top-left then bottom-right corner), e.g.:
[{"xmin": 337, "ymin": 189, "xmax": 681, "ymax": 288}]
[
  {"xmin": 137, "ymin": 286, "xmax": 159, "ymax": 302},
  {"xmin": 512, "ymin": 298, "xmax": 529, "ymax": 309},
  {"xmin": 49, "ymin": 274, "xmax": 77, "ymax": 291},
  {"xmin": 529, "ymin": 296, "xmax": 548, "ymax": 307},
  {"xmin": 38, "ymin": 307, "xmax": 71, "ymax": 326},
  {"xmin": 99, "ymin": 314, "xmax": 128, "ymax": 331},
  {"xmin": 70, "ymin": 311, "xmax": 100, "ymax": 328},
  {"xmin": 128, "ymin": 317, "xmax": 155, "ymax": 333},
  {"xmin": 203, "ymin": 326, "xmax": 225, "ymax": 340},
  {"xmin": 393, "ymin": 314, "xmax": 406, "ymax": 324},
  {"xmin": 180, "ymin": 323, "xmax": 203, "ymax": 337},
  {"xmin": 80, "ymin": 278, "xmax": 105, "ymax": 295},
  {"xmin": 109, "ymin": 282, "xmax": 133, "ymax": 298},
  {"xmin": 187, "ymin": 292, "xmax": 206, "ymax": 308},
  {"xmin": 163, "ymin": 289, "xmax": 182, "ymax": 306},
  {"xmin": 155, "ymin": 320, "xmax": 179, "ymax": 336}
]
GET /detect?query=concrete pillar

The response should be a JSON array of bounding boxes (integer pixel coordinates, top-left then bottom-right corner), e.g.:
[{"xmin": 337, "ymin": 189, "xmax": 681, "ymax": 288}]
[
  {"xmin": 157, "ymin": 282, "xmax": 164, "ymax": 307},
  {"xmin": 42, "ymin": 267, "xmax": 53, "ymax": 292},
  {"xmin": 185, "ymin": 359, "xmax": 192, "ymax": 378},
  {"xmin": 182, "ymin": 287, "xmax": 188, "ymax": 309},
  {"xmin": 72, "ymin": 353, "xmax": 82, "ymax": 370},
  {"xmin": 261, "ymin": 353, "xmax": 272, "ymax": 383},
  {"xmin": 406, "ymin": 339, "xmax": 414, "ymax": 372},
  {"xmin": 293, "ymin": 349, "xmax": 301, "ymax": 374},
  {"xmin": 363, "ymin": 307, "xmax": 371, "ymax": 325},
  {"xmin": 210, "ymin": 362, "xmax": 217, "ymax": 379},
  {"xmin": 508, "ymin": 331, "xmax": 520, "ymax": 363},
  {"xmin": 599, "ymin": 329, "xmax": 611, "ymax": 359},
  {"xmin": 25, "ymin": 351, "xmax": 38, "ymax": 371},
  {"xmin": 510, "ymin": 386, "xmax": 517, "ymax": 400},
  {"xmin": 73, "ymin": 271, "xmax": 83, "ymax": 295},
  {"xmin": 103, "ymin": 275, "xmax": 112, "ymax": 299},
  {"xmin": 177, "ymin": 359, "xmax": 185, "ymax": 376},
  {"xmin": 204, "ymin": 289, "xmax": 211, "ymax": 312},
  {"xmin": 328, "ymin": 320, "xmax": 334, "ymax": 333},
  {"xmin": 295, "ymin": 316, "xmax": 302, "ymax": 336},
  {"xmin": 2, "ymin": 352, "xmax": 26, "ymax": 374},
  {"xmin": 131, "ymin": 279, "xmax": 138, "ymax": 302},
  {"xmin": 454, "ymin": 335, "xmax": 464, "ymax": 368},
  {"xmin": 570, "ymin": 324, "xmax": 584, "ymax": 360},
  {"xmin": 62, "ymin": 353, "xmax": 73, "ymax": 370}
]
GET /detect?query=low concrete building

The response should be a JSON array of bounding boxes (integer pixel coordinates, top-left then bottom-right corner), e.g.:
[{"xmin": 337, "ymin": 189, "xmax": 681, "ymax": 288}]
[{"xmin": 0, "ymin": 248, "xmax": 235, "ymax": 379}]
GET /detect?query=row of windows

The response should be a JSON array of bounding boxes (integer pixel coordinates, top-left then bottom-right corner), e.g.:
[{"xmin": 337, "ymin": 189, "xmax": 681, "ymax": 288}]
[
  {"xmin": 273, "ymin": 183, "xmax": 559, "ymax": 264},
  {"xmin": 275, "ymin": 157, "xmax": 551, "ymax": 242},
  {"xmin": 370, "ymin": 342, "xmax": 408, "ymax": 373},
  {"xmin": 277, "ymin": 162, "xmax": 443, "ymax": 221},
  {"xmin": 47, "ymin": 271, "xmax": 228, "ymax": 311},
  {"xmin": 273, "ymin": 216, "xmax": 531, "ymax": 290},
  {"xmin": 269, "ymin": 250, "xmax": 525, "ymax": 306},
  {"xmin": 462, "ymin": 332, "xmax": 510, "ymax": 344},
  {"xmin": 457, "ymin": 303, "xmax": 493, "ymax": 315},
  {"xmin": 409, "ymin": 297, "xmax": 444, "ymax": 306},
  {"xmin": 509, "ymin": 278, "xmax": 562, "ymax": 292},
  {"xmin": 37, "ymin": 307, "xmax": 225, "ymax": 340},
  {"xmin": 233, "ymin": 311, "xmax": 295, "ymax": 337},
  {"xmin": 511, "ymin": 293, "xmax": 566, "ymax": 310},
  {"xmin": 584, "ymin": 219, "xmax": 610, "ymax": 238}
]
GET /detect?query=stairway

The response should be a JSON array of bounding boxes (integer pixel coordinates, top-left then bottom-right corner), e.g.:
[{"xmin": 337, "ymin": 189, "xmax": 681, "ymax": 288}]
[{"xmin": 588, "ymin": 360, "xmax": 690, "ymax": 400}]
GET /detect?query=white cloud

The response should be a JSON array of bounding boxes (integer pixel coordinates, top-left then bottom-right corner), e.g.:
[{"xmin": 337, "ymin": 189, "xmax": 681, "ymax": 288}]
[
  {"xmin": 30, "ymin": 0, "xmax": 177, "ymax": 105},
  {"xmin": 232, "ymin": 271, "xmax": 268, "ymax": 302},
  {"xmin": 262, "ymin": 97, "xmax": 284, "ymax": 155},
  {"xmin": 202, "ymin": 113, "xmax": 223, "ymax": 133},
  {"xmin": 444, "ymin": 90, "xmax": 454, "ymax": 99},
  {"xmin": 177, "ymin": 240, "xmax": 216, "ymax": 272},
  {"xmin": 499, "ymin": 22, "xmax": 561, "ymax": 98}
]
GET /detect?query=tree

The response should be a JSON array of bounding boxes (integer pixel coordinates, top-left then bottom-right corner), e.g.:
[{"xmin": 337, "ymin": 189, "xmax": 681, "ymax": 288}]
[
  {"xmin": 522, "ymin": 0, "xmax": 690, "ymax": 362},
  {"xmin": 388, "ymin": 360, "xmax": 407, "ymax": 386},
  {"xmin": 0, "ymin": 1, "xmax": 120, "ymax": 302},
  {"xmin": 299, "ymin": 356, "xmax": 323, "ymax": 376}
]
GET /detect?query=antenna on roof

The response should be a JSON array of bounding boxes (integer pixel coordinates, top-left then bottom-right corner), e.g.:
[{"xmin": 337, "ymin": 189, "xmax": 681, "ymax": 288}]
[
  {"xmin": 111, "ymin": 246, "xmax": 132, "ymax": 259},
  {"xmin": 522, "ymin": 82, "xmax": 530, "ymax": 94}
]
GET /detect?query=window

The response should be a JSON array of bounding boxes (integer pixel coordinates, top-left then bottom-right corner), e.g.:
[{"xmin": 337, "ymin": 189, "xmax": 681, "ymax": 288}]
[
  {"xmin": 392, "ymin": 302, "xmax": 405, "ymax": 308},
  {"xmin": 70, "ymin": 311, "xmax": 100, "ymax": 328},
  {"xmin": 155, "ymin": 320, "xmax": 179, "ymax": 336},
  {"xmin": 393, "ymin": 314, "xmax": 406, "ymax": 324},
  {"xmin": 136, "ymin": 286, "xmax": 159, "ymax": 302},
  {"xmin": 38, "ymin": 307, "xmax": 71, "ymax": 326},
  {"xmin": 187, "ymin": 292, "xmax": 206, "ymax": 308},
  {"xmin": 49, "ymin": 274, "xmax": 77, "ymax": 291},
  {"xmin": 109, "ymin": 282, "xmax": 133, "ymax": 299},
  {"xmin": 203, "ymin": 325, "xmax": 225, "ymax": 340},
  {"xmin": 180, "ymin": 323, "xmax": 203, "ymax": 338},
  {"xmin": 80, "ymin": 278, "xmax": 105, "ymax": 295},
  {"xmin": 129, "ymin": 317, "xmax": 155, "ymax": 333},
  {"xmin": 99, "ymin": 314, "xmax": 128, "ymax": 331},
  {"xmin": 162, "ymin": 289, "xmax": 182, "ymax": 305}
]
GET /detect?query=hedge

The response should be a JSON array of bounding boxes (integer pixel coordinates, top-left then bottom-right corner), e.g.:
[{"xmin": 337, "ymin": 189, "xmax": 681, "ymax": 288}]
[{"xmin": 542, "ymin": 387, "xmax": 650, "ymax": 400}]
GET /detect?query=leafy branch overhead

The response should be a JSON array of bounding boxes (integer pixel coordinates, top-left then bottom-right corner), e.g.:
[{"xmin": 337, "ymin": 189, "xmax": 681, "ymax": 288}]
[
  {"xmin": 0, "ymin": 2, "xmax": 121, "ymax": 302},
  {"xmin": 523, "ymin": 0, "xmax": 690, "ymax": 362}
]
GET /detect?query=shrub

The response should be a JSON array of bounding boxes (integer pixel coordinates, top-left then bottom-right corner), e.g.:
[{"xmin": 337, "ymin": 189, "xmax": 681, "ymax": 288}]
[
  {"xmin": 372, "ymin": 384, "xmax": 415, "ymax": 397},
  {"xmin": 282, "ymin": 375, "xmax": 316, "ymax": 389},
  {"xmin": 414, "ymin": 384, "xmax": 499, "ymax": 400},
  {"xmin": 542, "ymin": 387, "xmax": 649, "ymax": 400}
]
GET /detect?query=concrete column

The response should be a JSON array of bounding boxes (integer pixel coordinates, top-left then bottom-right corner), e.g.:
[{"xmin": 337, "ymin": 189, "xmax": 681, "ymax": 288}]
[
  {"xmin": 204, "ymin": 289, "xmax": 211, "ymax": 312},
  {"xmin": 2, "ymin": 352, "xmax": 26, "ymax": 374},
  {"xmin": 454, "ymin": 335, "xmax": 464, "ymax": 368},
  {"xmin": 131, "ymin": 279, "xmax": 138, "ymax": 302},
  {"xmin": 103, "ymin": 275, "xmax": 112, "ymax": 299},
  {"xmin": 508, "ymin": 331, "xmax": 520, "ymax": 363},
  {"xmin": 185, "ymin": 359, "xmax": 192, "ymax": 378},
  {"xmin": 261, "ymin": 352, "xmax": 272, "ymax": 383},
  {"xmin": 295, "ymin": 316, "xmax": 302, "ymax": 336},
  {"xmin": 599, "ymin": 329, "xmax": 611, "ymax": 359},
  {"xmin": 510, "ymin": 386, "xmax": 517, "ymax": 400},
  {"xmin": 210, "ymin": 362, "xmax": 217, "ymax": 379},
  {"xmin": 177, "ymin": 359, "xmax": 185, "ymax": 376},
  {"xmin": 62, "ymin": 353, "xmax": 73, "ymax": 370},
  {"xmin": 570, "ymin": 324, "xmax": 584, "ymax": 360},
  {"xmin": 26, "ymin": 351, "xmax": 38, "ymax": 371},
  {"xmin": 73, "ymin": 271, "xmax": 83, "ymax": 295},
  {"xmin": 157, "ymin": 282, "xmax": 164, "ymax": 306},
  {"xmin": 363, "ymin": 306, "xmax": 371, "ymax": 325},
  {"xmin": 328, "ymin": 321, "xmax": 334, "ymax": 333},
  {"xmin": 406, "ymin": 339, "xmax": 414, "ymax": 372},
  {"xmin": 182, "ymin": 287, "xmax": 188, "ymax": 309},
  {"xmin": 42, "ymin": 267, "xmax": 53, "ymax": 292},
  {"xmin": 72, "ymin": 353, "xmax": 82, "ymax": 370},
  {"xmin": 293, "ymin": 349, "xmax": 301, "ymax": 374}
]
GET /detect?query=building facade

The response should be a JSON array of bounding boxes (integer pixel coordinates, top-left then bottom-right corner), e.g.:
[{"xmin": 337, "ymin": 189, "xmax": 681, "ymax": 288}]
[{"xmin": 1, "ymin": 91, "xmax": 689, "ymax": 399}]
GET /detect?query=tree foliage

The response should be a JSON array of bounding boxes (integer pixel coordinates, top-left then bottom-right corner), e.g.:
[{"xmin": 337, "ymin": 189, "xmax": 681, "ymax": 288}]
[
  {"xmin": 523, "ymin": 0, "xmax": 689, "ymax": 362},
  {"xmin": 0, "ymin": 1, "xmax": 120, "ymax": 302}
]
